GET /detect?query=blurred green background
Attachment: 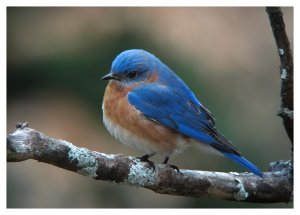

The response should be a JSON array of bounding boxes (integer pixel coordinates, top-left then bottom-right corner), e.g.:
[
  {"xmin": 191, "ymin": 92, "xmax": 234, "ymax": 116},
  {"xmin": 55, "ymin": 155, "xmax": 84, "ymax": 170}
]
[{"xmin": 7, "ymin": 7, "xmax": 293, "ymax": 208}]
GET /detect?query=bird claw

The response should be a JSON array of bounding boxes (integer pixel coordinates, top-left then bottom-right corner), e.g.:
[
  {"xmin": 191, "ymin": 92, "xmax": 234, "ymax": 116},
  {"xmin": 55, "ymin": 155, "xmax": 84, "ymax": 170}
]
[
  {"xmin": 163, "ymin": 163, "xmax": 183, "ymax": 174},
  {"xmin": 162, "ymin": 156, "xmax": 182, "ymax": 174},
  {"xmin": 138, "ymin": 154, "xmax": 156, "ymax": 172}
]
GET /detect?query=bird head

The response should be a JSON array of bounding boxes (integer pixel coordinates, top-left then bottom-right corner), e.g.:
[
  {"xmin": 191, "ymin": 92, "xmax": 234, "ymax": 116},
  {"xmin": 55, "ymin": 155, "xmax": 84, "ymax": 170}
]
[{"xmin": 101, "ymin": 49, "xmax": 160, "ymax": 86}]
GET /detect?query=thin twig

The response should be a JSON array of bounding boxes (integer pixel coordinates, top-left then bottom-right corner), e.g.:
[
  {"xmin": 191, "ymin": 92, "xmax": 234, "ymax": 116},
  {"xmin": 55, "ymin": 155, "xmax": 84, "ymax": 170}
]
[{"xmin": 266, "ymin": 7, "xmax": 293, "ymax": 144}]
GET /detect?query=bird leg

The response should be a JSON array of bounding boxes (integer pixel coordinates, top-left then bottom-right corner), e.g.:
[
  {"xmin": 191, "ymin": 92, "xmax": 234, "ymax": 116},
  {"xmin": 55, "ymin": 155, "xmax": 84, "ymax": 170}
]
[
  {"xmin": 162, "ymin": 156, "xmax": 182, "ymax": 174},
  {"xmin": 138, "ymin": 153, "xmax": 156, "ymax": 172},
  {"xmin": 162, "ymin": 156, "xmax": 170, "ymax": 164}
]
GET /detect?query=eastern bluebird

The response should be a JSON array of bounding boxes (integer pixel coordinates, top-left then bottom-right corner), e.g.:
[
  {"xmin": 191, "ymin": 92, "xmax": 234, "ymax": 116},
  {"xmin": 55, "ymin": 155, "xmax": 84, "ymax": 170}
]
[{"xmin": 101, "ymin": 49, "xmax": 263, "ymax": 177}]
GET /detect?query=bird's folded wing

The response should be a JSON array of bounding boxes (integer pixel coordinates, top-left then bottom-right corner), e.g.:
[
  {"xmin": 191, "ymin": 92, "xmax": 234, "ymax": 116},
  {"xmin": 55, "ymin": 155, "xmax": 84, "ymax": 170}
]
[{"xmin": 128, "ymin": 83, "xmax": 240, "ymax": 155}]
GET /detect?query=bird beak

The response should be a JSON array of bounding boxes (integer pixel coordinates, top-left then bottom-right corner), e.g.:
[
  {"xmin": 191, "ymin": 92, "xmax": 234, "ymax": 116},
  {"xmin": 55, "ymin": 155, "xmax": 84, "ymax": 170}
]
[{"xmin": 101, "ymin": 73, "xmax": 118, "ymax": 81}]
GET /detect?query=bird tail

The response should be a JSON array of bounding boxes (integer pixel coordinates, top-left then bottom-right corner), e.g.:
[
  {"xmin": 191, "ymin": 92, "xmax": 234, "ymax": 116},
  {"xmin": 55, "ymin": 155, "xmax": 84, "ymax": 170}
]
[{"xmin": 221, "ymin": 152, "xmax": 263, "ymax": 177}]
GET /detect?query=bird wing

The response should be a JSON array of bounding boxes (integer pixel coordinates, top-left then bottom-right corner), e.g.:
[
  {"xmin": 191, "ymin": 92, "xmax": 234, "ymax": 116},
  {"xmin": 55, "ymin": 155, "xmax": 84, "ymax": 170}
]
[
  {"xmin": 128, "ymin": 82, "xmax": 263, "ymax": 177},
  {"xmin": 127, "ymin": 83, "xmax": 240, "ymax": 155}
]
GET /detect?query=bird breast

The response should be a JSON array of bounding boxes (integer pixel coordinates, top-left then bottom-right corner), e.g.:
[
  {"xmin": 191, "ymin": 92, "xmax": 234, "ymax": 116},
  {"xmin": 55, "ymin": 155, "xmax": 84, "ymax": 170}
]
[{"xmin": 102, "ymin": 81, "xmax": 190, "ymax": 156}]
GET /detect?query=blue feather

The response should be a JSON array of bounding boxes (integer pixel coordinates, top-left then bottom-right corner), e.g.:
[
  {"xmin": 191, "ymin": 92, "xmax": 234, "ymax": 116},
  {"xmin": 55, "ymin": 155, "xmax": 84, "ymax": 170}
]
[
  {"xmin": 128, "ymin": 82, "xmax": 263, "ymax": 177},
  {"xmin": 222, "ymin": 152, "xmax": 263, "ymax": 177}
]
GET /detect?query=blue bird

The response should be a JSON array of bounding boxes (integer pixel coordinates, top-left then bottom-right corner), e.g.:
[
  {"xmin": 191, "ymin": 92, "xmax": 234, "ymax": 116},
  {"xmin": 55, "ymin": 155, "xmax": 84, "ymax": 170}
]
[{"xmin": 102, "ymin": 49, "xmax": 263, "ymax": 177}]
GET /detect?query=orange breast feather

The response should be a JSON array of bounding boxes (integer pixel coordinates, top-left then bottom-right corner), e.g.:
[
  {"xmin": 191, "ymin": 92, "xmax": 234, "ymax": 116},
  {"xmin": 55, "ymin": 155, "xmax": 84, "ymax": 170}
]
[{"xmin": 102, "ymin": 81, "xmax": 189, "ymax": 155}]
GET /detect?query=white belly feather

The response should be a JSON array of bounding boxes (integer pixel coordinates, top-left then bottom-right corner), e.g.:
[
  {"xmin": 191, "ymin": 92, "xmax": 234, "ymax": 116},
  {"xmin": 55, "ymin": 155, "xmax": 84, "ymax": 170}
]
[{"xmin": 102, "ymin": 103, "xmax": 189, "ymax": 156}]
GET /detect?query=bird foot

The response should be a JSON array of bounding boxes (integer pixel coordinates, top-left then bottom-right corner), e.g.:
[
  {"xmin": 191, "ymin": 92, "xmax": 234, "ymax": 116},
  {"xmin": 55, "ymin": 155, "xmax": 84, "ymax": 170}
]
[
  {"xmin": 138, "ymin": 154, "xmax": 156, "ymax": 172},
  {"xmin": 162, "ymin": 156, "xmax": 182, "ymax": 174},
  {"xmin": 163, "ymin": 163, "xmax": 182, "ymax": 174}
]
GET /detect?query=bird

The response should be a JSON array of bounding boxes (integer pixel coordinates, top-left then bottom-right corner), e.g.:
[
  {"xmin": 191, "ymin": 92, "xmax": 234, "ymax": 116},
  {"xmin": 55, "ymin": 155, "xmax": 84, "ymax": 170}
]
[{"xmin": 101, "ymin": 49, "xmax": 263, "ymax": 177}]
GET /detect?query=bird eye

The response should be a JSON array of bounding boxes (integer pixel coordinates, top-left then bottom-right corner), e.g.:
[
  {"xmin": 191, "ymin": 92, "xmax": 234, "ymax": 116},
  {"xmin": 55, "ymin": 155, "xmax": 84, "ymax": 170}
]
[{"xmin": 127, "ymin": 71, "xmax": 137, "ymax": 79}]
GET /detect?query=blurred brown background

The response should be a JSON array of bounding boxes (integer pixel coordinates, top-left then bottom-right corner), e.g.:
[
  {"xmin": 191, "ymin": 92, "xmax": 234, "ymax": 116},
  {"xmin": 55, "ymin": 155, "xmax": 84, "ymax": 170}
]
[{"xmin": 7, "ymin": 7, "xmax": 293, "ymax": 208}]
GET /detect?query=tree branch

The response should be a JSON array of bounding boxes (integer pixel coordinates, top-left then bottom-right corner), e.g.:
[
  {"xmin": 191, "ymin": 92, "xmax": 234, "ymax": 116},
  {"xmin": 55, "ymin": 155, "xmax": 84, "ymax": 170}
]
[
  {"xmin": 7, "ymin": 122, "xmax": 292, "ymax": 203},
  {"xmin": 266, "ymin": 7, "xmax": 294, "ymax": 144}
]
